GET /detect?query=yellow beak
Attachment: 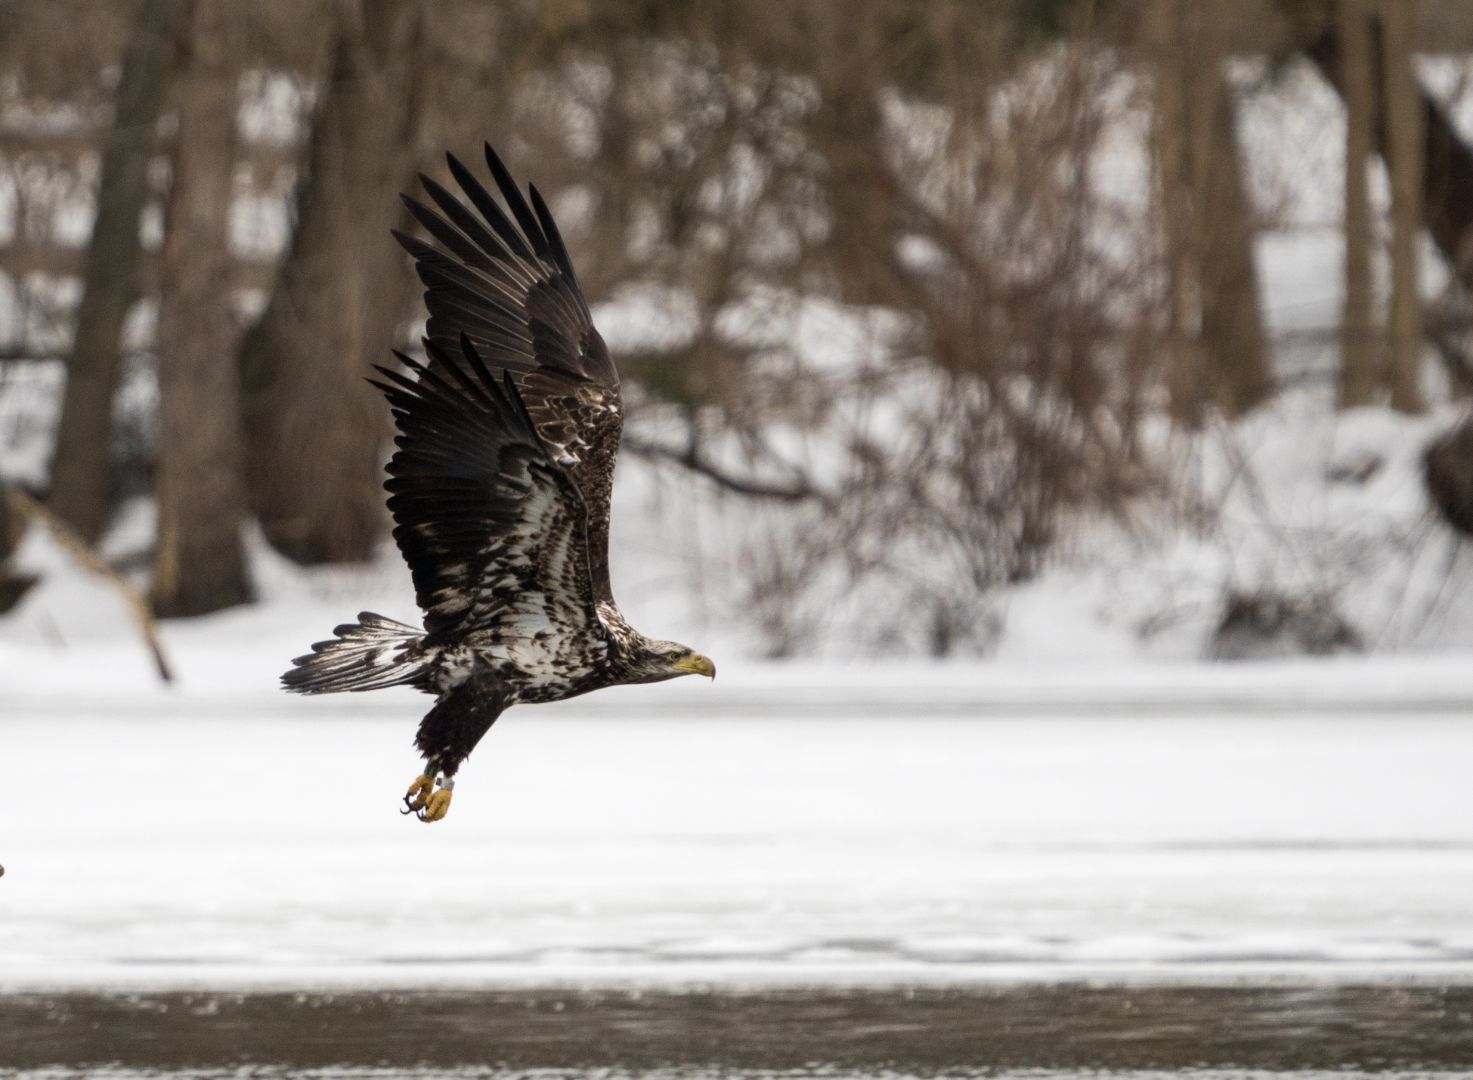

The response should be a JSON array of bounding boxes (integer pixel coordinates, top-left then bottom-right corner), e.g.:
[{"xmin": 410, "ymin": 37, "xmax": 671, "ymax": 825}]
[{"xmin": 673, "ymin": 653, "xmax": 716, "ymax": 679}]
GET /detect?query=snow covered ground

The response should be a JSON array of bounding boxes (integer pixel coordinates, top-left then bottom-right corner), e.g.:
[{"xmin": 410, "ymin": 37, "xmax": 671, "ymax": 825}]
[
  {"xmin": 3, "ymin": 513, "xmax": 1472, "ymax": 992},
  {"xmin": 4, "ymin": 668, "xmax": 1473, "ymax": 991}
]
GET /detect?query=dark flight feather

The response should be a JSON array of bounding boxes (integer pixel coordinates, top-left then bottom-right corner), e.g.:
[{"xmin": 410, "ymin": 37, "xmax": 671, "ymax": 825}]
[
  {"xmin": 393, "ymin": 145, "xmax": 624, "ymax": 600},
  {"xmin": 376, "ymin": 337, "xmax": 603, "ymax": 654}
]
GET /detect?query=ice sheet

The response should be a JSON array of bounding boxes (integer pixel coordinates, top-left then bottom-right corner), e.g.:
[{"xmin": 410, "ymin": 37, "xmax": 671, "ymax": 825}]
[{"xmin": 3, "ymin": 704, "xmax": 1472, "ymax": 990}]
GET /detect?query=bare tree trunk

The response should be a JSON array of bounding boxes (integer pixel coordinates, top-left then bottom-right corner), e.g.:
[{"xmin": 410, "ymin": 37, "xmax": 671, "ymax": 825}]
[
  {"xmin": 47, "ymin": 0, "xmax": 186, "ymax": 543},
  {"xmin": 149, "ymin": 0, "xmax": 253, "ymax": 618},
  {"xmin": 1380, "ymin": 0, "xmax": 1424, "ymax": 413},
  {"xmin": 0, "ymin": 481, "xmax": 38, "ymax": 614},
  {"xmin": 237, "ymin": 0, "xmax": 424, "ymax": 565},
  {"xmin": 1287, "ymin": 1, "xmax": 1473, "ymax": 294},
  {"xmin": 1147, "ymin": 0, "xmax": 1271, "ymax": 427},
  {"xmin": 1194, "ymin": 65, "xmax": 1272, "ymax": 416},
  {"xmin": 1338, "ymin": 0, "xmax": 1380, "ymax": 407},
  {"xmin": 809, "ymin": 7, "xmax": 903, "ymax": 309},
  {"xmin": 1147, "ymin": 0, "xmax": 1203, "ymax": 427}
]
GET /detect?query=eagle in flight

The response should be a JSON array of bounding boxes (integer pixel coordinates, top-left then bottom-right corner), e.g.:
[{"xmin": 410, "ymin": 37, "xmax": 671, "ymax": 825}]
[{"xmin": 282, "ymin": 145, "xmax": 715, "ymax": 822}]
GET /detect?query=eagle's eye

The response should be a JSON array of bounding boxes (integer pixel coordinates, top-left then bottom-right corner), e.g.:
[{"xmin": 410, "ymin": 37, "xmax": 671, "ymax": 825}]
[{"xmin": 669, "ymin": 651, "xmax": 716, "ymax": 679}]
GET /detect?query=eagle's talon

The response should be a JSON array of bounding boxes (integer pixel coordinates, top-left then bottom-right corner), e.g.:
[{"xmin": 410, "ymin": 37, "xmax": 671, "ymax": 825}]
[
  {"xmin": 418, "ymin": 786, "xmax": 453, "ymax": 823},
  {"xmin": 403, "ymin": 772, "xmax": 435, "ymax": 814}
]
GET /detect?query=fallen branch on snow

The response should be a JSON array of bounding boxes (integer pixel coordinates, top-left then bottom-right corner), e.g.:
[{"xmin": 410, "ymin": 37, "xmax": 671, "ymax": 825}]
[{"xmin": 5, "ymin": 487, "xmax": 175, "ymax": 685}]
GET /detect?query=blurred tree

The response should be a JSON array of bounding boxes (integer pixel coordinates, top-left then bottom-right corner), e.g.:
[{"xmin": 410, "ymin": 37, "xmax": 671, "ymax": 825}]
[
  {"xmin": 0, "ymin": 3, "xmax": 131, "ymax": 96},
  {"xmin": 1146, "ymin": 0, "xmax": 1272, "ymax": 427},
  {"xmin": 1337, "ymin": 0, "xmax": 1379, "ymax": 407},
  {"xmin": 47, "ymin": 0, "xmax": 187, "ymax": 543},
  {"xmin": 1148, "ymin": 0, "xmax": 1204, "ymax": 427},
  {"xmin": 237, "ymin": 0, "xmax": 425, "ymax": 564},
  {"xmin": 149, "ymin": 0, "xmax": 254, "ymax": 617},
  {"xmin": 805, "ymin": 6, "xmax": 906, "ymax": 309},
  {"xmin": 0, "ymin": 483, "xmax": 39, "ymax": 614},
  {"xmin": 1380, "ymin": 0, "xmax": 1423, "ymax": 413},
  {"xmin": 0, "ymin": 2, "xmax": 131, "ymax": 364},
  {"xmin": 17, "ymin": 0, "xmax": 1468, "ymax": 642},
  {"xmin": 1285, "ymin": 0, "xmax": 1473, "ymax": 296},
  {"xmin": 1192, "ymin": 42, "xmax": 1272, "ymax": 419}
]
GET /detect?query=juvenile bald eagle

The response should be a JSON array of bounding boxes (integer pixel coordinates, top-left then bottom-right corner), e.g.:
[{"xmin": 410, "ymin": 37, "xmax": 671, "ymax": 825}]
[{"xmin": 282, "ymin": 145, "xmax": 714, "ymax": 822}]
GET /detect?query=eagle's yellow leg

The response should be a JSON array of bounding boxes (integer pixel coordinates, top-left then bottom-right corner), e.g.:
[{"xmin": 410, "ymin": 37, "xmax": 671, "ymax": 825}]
[
  {"xmin": 418, "ymin": 784, "xmax": 453, "ymax": 823},
  {"xmin": 402, "ymin": 772, "xmax": 435, "ymax": 815}
]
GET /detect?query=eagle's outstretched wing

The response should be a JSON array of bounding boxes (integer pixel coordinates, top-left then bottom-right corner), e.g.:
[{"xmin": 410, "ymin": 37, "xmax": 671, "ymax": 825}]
[
  {"xmin": 395, "ymin": 144, "xmax": 623, "ymax": 602},
  {"xmin": 371, "ymin": 340, "xmax": 605, "ymax": 670}
]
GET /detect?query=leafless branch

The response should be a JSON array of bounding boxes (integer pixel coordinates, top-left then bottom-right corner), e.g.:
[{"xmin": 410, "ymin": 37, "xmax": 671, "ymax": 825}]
[
  {"xmin": 623, "ymin": 434, "xmax": 829, "ymax": 506},
  {"xmin": 5, "ymin": 486, "xmax": 176, "ymax": 684}
]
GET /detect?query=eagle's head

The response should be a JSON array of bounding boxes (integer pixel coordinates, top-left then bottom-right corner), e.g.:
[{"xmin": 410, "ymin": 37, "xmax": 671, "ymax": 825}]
[{"xmin": 625, "ymin": 637, "xmax": 716, "ymax": 684}]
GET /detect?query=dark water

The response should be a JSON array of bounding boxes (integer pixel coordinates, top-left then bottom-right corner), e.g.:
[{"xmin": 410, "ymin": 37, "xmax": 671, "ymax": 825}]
[{"xmin": 4, "ymin": 985, "xmax": 1473, "ymax": 1074}]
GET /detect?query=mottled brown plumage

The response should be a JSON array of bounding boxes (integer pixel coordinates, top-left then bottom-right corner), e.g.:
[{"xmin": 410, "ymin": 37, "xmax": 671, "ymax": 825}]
[{"xmin": 282, "ymin": 146, "xmax": 713, "ymax": 821}]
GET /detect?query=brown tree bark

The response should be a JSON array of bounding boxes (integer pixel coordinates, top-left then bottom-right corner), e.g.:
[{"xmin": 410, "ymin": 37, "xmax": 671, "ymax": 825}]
[
  {"xmin": 1338, "ymin": 0, "xmax": 1380, "ymax": 407},
  {"xmin": 1380, "ymin": 0, "xmax": 1424, "ymax": 413},
  {"xmin": 237, "ymin": 0, "xmax": 424, "ymax": 565},
  {"xmin": 808, "ymin": 7, "xmax": 903, "ymax": 309},
  {"xmin": 149, "ymin": 0, "xmax": 253, "ymax": 618},
  {"xmin": 1147, "ymin": 0, "xmax": 1272, "ymax": 427},
  {"xmin": 1194, "ymin": 64, "xmax": 1273, "ymax": 417},
  {"xmin": 1147, "ymin": 0, "xmax": 1202, "ymax": 427},
  {"xmin": 1289, "ymin": 1, "xmax": 1473, "ymax": 294},
  {"xmin": 0, "ymin": 482, "xmax": 38, "ymax": 614},
  {"xmin": 47, "ymin": 0, "xmax": 187, "ymax": 543}
]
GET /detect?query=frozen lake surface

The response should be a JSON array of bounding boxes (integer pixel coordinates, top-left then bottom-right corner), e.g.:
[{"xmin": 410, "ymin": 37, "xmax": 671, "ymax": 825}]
[{"xmin": 4, "ymin": 681, "xmax": 1473, "ymax": 989}]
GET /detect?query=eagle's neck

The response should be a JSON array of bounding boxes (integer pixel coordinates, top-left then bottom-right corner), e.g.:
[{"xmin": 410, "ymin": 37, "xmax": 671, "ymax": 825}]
[
  {"xmin": 595, "ymin": 600, "xmax": 640, "ymax": 660},
  {"xmin": 595, "ymin": 601, "xmax": 672, "ymax": 685}
]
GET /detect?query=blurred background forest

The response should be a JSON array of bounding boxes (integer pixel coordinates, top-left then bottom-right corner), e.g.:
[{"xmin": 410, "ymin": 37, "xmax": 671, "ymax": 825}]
[{"xmin": 4, "ymin": 0, "xmax": 1473, "ymax": 669}]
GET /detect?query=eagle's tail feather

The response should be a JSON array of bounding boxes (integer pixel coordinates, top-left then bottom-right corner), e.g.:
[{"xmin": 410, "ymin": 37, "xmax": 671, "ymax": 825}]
[{"xmin": 281, "ymin": 612, "xmax": 431, "ymax": 694}]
